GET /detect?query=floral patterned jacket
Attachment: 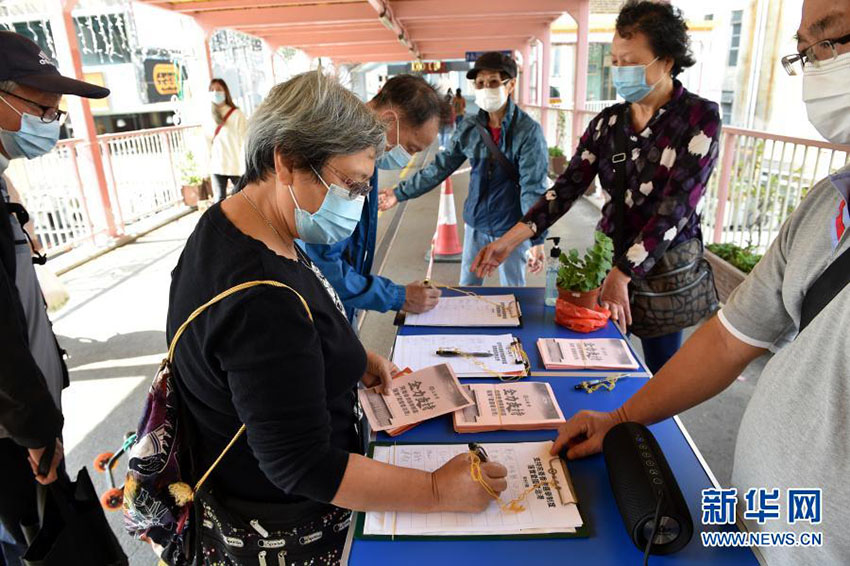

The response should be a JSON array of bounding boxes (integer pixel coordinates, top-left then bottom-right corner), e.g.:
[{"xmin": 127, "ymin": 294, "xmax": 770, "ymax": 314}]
[{"xmin": 521, "ymin": 81, "xmax": 722, "ymax": 279}]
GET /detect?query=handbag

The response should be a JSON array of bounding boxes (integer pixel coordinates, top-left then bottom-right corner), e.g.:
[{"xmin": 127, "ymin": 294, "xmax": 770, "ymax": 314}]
[
  {"xmin": 123, "ymin": 280, "xmax": 314, "ymax": 565},
  {"xmin": 610, "ymin": 106, "xmax": 718, "ymax": 339},
  {"xmin": 22, "ymin": 469, "xmax": 128, "ymax": 566}
]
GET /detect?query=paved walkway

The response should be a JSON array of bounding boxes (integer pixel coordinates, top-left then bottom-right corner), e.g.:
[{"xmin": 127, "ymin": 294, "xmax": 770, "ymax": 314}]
[{"xmin": 48, "ymin": 157, "xmax": 767, "ymax": 564}]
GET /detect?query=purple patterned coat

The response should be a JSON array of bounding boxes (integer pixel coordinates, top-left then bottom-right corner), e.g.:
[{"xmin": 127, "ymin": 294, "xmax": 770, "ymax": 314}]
[{"xmin": 522, "ymin": 81, "xmax": 722, "ymax": 279}]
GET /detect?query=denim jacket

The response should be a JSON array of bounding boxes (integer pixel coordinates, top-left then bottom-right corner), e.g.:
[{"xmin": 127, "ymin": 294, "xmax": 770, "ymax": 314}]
[{"xmin": 393, "ymin": 97, "xmax": 549, "ymax": 245}]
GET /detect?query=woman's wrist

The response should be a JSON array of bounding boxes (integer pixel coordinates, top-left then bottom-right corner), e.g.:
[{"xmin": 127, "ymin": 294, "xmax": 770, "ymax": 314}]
[{"xmin": 505, "ymin": 222, "xmax": 535, "ymax": 248}]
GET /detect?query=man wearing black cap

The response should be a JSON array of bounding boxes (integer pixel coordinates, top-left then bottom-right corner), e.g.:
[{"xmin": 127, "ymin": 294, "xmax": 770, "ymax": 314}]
[
  {"xmin": 378, "ymin": 51, "xmax": 548, "ymax": 287},
  {"xmin": 0, "ymin": 31, "xmax": 109, "ymax": 564}
]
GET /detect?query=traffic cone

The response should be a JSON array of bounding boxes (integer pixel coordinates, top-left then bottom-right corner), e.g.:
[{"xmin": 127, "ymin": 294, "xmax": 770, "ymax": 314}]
[{"xmin": 427, "ymin": 176, "xmax": 463, "ymax": 263}]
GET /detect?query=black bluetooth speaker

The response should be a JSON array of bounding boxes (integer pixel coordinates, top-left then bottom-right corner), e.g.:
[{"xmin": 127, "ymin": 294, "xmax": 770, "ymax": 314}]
[{"xmin": 603, "ymin": 422, "xmax": 693, "ymax": 555}]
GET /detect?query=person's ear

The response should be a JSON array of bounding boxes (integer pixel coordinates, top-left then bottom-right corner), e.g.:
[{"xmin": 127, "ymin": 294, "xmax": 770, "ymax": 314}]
[
  {"xmin": 272, "ymin": 149, "xmax": 295, "ymax": 186},
  {"xmin": 505, "ymin": 78, "xmax": 517, "ymax": 96}
]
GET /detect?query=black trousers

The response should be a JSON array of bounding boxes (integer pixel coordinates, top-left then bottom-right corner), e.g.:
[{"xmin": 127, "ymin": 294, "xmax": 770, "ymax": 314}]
[
  {"xmin": 0, "ymin": 439, "xmax": 39, "ymax": 562},
  {"xmin": 211, "ymin": 175, "xmax": 241, "ymax": 202}
]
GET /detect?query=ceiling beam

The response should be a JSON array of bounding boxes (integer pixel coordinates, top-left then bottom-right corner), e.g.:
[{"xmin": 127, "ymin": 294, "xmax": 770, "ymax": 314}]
[
  {"xmin": 195, "ymin": 3, "xmax": 377, "ymax": 29},
  {"xmin": 393, "ymin": 0, "xmax": 572, "ymax": 20}
]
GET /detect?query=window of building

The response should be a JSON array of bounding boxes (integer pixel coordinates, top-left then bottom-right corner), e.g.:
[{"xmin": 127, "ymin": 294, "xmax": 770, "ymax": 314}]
[
  {"xmin": 721, "ymin": 90, "xmax": 734, "ymax": 125},
  {"xmin": 728, "ymin": 10, "xmax": 743, "ymax": 67},
  {"xmin": 587, "ymin": 43, "xmax": 617, "ymax": 101}
]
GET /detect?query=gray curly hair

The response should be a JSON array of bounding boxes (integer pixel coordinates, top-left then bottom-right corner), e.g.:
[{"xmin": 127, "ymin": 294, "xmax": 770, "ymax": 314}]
[{"xmin": 241, "ymin": 71, "xmax": 385, "ymax": 187}]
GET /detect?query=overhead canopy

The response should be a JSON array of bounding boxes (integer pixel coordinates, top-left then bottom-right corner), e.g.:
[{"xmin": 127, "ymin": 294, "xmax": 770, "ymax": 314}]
[{"xmin": 139, "ymin": 0, "xmax": 585, "ymax": 63}]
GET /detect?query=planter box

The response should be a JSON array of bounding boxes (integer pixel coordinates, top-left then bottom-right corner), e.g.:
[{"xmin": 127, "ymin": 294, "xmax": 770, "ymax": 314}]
[
  {"xmin": 705, "ymin": 250, "xmax": 747, "ymax": 303},
  {"xmin": 549, "ymin": 155, "xmax": 567, "ymax": 176}
]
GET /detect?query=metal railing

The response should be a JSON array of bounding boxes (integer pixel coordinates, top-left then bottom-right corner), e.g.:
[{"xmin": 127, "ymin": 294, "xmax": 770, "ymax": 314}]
[
  {"xmin": 522, "ymin": 104, "xmax": 850, "ymax": 253},
  {"xmin": 6, "ymin": 139, "xmax": 95, "ymax": 253},
  {"xmin": 6, "ymin": 124, "xmax": 207, "ymax": 255},
  {"xmin": 100, "ymin": 125, "xmax": 207, "ymax": 226},
  {"xmin": 703, "ymin": 127, "xmax": 850, "ymax": 251}
]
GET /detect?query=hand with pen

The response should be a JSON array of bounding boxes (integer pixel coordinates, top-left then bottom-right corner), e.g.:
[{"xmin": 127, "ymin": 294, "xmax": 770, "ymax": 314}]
[
  {"xmin": 431, "ymin": 449, "xmax": 508, "ymax": 513},
  {"xmin": 403, "ymin": 281, "xmax": 441, "ymax": 313}
]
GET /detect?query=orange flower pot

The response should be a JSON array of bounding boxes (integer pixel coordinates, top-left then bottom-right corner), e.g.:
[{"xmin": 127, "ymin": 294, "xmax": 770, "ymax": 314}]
[{"xmin": 557, "ymin": 286, "xmax": 601, "ymax": 310}]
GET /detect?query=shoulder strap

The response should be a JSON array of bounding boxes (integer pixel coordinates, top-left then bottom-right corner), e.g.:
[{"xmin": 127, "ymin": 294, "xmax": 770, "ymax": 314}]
[
  {"xmin": 474, "ymin": 110, "xmax": 520, "ymax": 185},
  {"xmin": 611, "ymin": 106, "xmax": 630, "ymax": 260},
  {"xmin": 213, "ymin": 107, "xmax": 237, "ymax": 140},
  {"xmin": 799, "ymin": 245, "xmax": 850, "ymax": 332},
  {"xmin": 166, "ymin": 280, "xmax": 313, "ymax": 494}
]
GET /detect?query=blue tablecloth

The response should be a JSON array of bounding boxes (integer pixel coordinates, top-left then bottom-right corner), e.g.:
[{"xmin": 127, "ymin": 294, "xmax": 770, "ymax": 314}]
[{"xmin": 347, "ymin": 287, "xmax": 758, "ymax": 565}]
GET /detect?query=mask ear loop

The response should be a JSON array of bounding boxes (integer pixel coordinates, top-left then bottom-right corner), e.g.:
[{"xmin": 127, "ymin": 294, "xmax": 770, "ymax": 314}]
[{"xmin": 0, "ymin": 95, "xmax": 23, "ymax": 118}]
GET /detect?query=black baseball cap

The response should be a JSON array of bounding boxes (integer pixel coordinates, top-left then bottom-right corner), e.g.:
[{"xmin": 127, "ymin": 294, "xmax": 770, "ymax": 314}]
[
  {"xmin": 0, "ymin": 31, "xmax": 109, "ymax": 99},
  {"xmin": 466, "ymin": 51, "xmax": 518, "ymax": 81}
]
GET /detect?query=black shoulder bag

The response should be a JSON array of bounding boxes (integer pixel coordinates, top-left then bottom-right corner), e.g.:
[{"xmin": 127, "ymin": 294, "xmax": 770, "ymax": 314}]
[
  {"xmin": 474, "ymin": 108, "xmax": 520, "ymax": 186},
  {"xmin": 799, "ymin": 245, "xmax": 850, "ymax": 332},
  {"xmin": 611, "ymin": 106, "xmax": 719, "ymax": 338}
]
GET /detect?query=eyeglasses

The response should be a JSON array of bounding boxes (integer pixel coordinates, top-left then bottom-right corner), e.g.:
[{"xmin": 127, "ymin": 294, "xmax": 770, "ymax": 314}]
[
  {"xmin": 781, "ymin": 32, "xmax": 850, "ymax": 75},
  {"xmin": 322, "ymin": 162, "xmax": 372, "ymax": 197},
  {"xmin": 0, "ymin": 90, "xmax": 66, "ymax": 124},
  {"xmin": 473, "ymin": 78, "xmax": 510, "ymax": 90}
]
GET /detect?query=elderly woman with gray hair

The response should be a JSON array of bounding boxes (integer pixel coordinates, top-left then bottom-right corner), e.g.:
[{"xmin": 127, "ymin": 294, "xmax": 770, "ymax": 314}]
[{"xmin": 166, "ymin": 71, "xmax": 507, "ymax": 565}]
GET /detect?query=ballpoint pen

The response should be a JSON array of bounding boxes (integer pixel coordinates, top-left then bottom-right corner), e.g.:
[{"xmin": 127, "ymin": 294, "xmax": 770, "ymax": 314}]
[
  {"xmin": 436, "ymin": 348, "xmax": 493, "ymax": 357},
  {"xmin": 468, "ymin": 442, "xmax": 489, "ymax": 462}
]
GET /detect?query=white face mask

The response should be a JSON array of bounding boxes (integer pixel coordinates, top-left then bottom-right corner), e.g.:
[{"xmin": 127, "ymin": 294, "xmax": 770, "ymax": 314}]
[
  {"xmin": 802, "ymin": 51, "xmax": 850, "ymax": 145},
  {"xmin": 474, "ymin": 85, "xmax": 508, "ymax": 113}
]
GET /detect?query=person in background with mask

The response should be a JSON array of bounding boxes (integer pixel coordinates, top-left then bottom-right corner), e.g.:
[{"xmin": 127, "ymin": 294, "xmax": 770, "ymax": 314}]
[
  {"xmin": 472, "ymin": 2, "xmax": 721, "ymax": 372},
  {"xmin": 167, "ymin": 71, "xmax": 507, "ymax": 565},
  {"xmin": 0, "ymin": 31, "xmax": 109, "ymax": 564},
  {"xmin": 378, "ymin": 52, "xmax": 548, "ymax": 287},
  {"xmin": 303, "ymin": 74, "xmax": 444, "ymax": 323},
  {"xmin": 208, "ymin": 78, "xmax": 247, "ymax": 202},
  {"xmin": 544, "ymin": 0, "xmax": 850, "ymax": 562}
]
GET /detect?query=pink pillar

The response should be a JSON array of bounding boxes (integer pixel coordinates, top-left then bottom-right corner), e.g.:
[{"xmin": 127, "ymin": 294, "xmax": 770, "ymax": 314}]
[
  {"xmin": 572, "ymin": 0, "xmax": 590, "ymax": 150},
  {"xmin": 203, "ymin": 30, "xmax": 215, "ymax": 81},
  {"xmin": 521, "ymin": 42, "xmax": 531, "ymax": 106},
  {"xmin": 540, "ymin": 26, "xmax": 552, "ymax": 142},
  {"xmin": 713, "ymin": 133, "xmax": 737, "ymax": 243},
  {"xmin": 49, "ymin": 0, "xmax": 119, "ymax": 236}
]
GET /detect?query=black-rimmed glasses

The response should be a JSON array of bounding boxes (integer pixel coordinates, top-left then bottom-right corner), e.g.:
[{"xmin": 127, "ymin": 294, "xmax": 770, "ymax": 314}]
[
  {"xmin": 781, "ymin": 32, "xmax": 850, "ymax": 75},
  {"xmin": 0, "ymin": 90, "xmax": 66, "ymax": 124}
]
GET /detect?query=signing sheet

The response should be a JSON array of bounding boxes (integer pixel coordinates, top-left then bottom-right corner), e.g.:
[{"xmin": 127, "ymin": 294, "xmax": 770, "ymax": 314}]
[
  {"xmin": 402, "ymin": 294, "xmax": 521, "ymax": 327},
  {"xmin": 363, "ymin": 441, "xmax": 582, "ymax": 537},
  {"xmin": 391, "ymin": 334, "xmax": 527, "ymax": 378}
]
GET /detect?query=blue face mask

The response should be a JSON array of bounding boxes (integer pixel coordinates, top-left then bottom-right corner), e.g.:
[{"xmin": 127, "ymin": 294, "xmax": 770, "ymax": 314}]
[
  {"xmin": 0, "ymin": 96, "xmax": 60, "ymax": 160},
  {"xmin": 289, "ymin": 171, "xmax": 365, "ymax": 245},
  {"xmin": 377, "ymin": 144, "xmax": 412, "ymax": 170},
  {"xmin": 611, "ymin": 57, "xmax": 661, "ymax": 103},
  {"xmin": 376, "ymin": 110, "xmax": 412, "ymax": 170}
]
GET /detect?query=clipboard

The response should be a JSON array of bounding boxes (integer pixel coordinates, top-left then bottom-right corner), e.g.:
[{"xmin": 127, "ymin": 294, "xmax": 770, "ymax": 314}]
[
  {"xmin": 394, "ymin": 295, "xmax": 524, "ymax": 328},
  {"xmin": 353, "ymin": 441, "xmax": 590, "ymax": 541}
]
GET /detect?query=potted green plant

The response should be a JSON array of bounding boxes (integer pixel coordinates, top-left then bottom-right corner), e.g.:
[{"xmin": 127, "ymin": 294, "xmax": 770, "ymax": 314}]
[
  {"xmin": 549, "ymin": 145, "xmax": 567, "ymax": 176},
  {"xmin": 557, "ymin": 231, "xmax": 614, "ymax": 308},
  {"xmin": 179, "ymin": 151, "xmax": 206, "ymax": 207},
  {"xmin": 705, "ymin": 243, "xmax": 762, "ymax": 303}
]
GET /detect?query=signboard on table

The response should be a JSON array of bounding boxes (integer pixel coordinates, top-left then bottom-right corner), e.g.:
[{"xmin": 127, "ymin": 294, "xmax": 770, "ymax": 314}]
[{"xmin": 465, "ymin": 50, "xmax": 513, "ymax": 62}]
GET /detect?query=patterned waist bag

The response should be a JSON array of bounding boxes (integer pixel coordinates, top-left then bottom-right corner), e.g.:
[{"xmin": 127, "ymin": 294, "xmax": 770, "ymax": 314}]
[
  {"xmin": 628, "ymin": 238, "xmax": 719, "ymax": 338},
  {"xmin": 122, "ymin": 281, "xmax": 314, "ymax": 566}
]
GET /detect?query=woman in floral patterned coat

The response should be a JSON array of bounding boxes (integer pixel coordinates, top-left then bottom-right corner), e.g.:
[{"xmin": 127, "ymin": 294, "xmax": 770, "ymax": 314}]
[{"xmin": 472, "ymin": 1, "xmax": 722, "ymax": 372}]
